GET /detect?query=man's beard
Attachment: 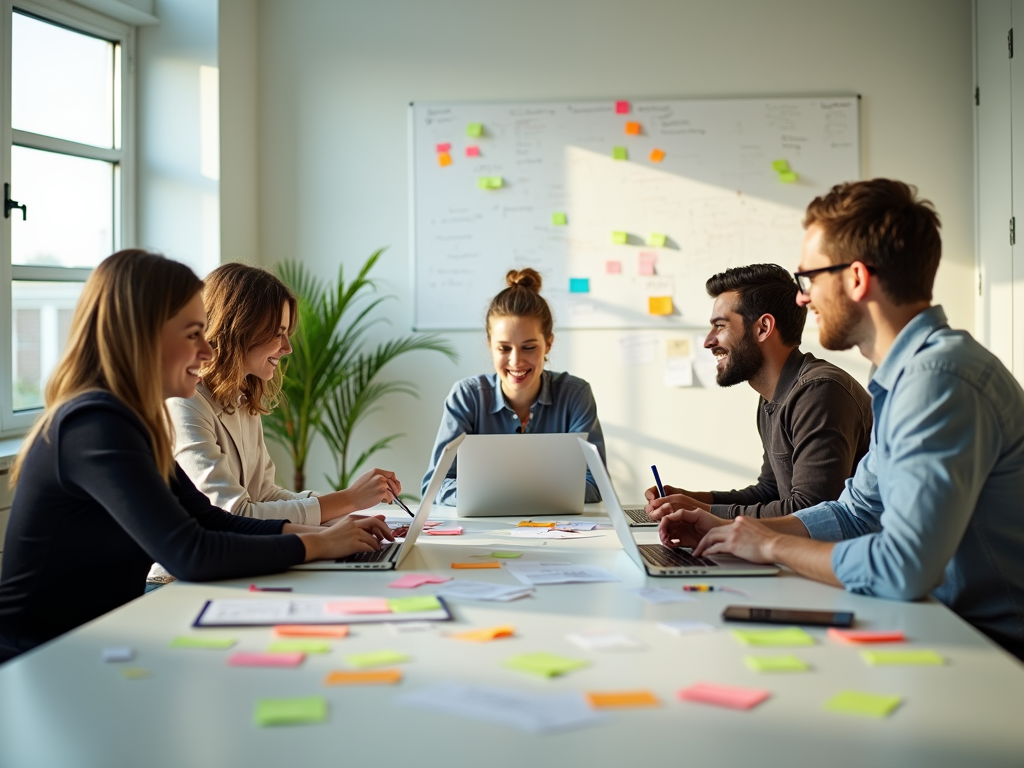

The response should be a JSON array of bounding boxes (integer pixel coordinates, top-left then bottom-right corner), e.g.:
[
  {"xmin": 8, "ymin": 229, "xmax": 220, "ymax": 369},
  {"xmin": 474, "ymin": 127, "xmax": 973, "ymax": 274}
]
[
  {"xmin": 715, "ymin": 327, "xmax": 764, "ymax": 387},
  {"xmin": 817, "ymin": 290, "xmax": 860, "ymax": 351}
]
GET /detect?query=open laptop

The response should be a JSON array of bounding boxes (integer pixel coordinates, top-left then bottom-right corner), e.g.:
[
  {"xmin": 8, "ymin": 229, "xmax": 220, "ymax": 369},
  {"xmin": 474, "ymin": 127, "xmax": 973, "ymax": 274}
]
[
  {"xmin": 456, "ymin": 433, "xmax": 587, "ymax": 517},
  {"xmin": 579, "ymin": 439, "xmax": 779, "ymax": 577},
  {"xmin": 291, "ymin": 434, "xmax": 465, "ymax": 571}
]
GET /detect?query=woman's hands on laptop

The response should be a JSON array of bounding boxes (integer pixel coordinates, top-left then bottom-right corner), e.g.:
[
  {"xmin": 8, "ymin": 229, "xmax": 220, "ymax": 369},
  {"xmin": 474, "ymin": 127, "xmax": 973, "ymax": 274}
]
[{"xmin": 286, "ymin": 515, "xmax": 395, "ymax": 562}]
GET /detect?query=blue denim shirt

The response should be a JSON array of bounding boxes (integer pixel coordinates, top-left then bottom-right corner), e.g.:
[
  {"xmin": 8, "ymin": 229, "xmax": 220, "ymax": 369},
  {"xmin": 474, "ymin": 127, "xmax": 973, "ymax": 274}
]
[
  {"xmin": 795, "ymin": 306, "xmax": 1024, "ymax": 658},
  {"xmin": 421, "ymin": 371, "xmax": 606, "ymax": 505}
]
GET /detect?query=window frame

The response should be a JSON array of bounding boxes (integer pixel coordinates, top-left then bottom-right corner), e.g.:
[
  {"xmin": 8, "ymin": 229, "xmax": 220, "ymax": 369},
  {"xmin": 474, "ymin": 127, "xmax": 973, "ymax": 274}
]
[{"xmin": 0, "ymin": 0, "xmax": 135, "ymax": 435}]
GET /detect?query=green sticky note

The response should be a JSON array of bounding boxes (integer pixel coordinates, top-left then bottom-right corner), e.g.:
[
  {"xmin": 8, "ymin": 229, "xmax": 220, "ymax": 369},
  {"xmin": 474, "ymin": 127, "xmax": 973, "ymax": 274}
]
[
  {"xmin": 824, "ymin": 690, "xmax": 902, "ymax": 719},
  {"xmin": 611, "ymin": 230, "xmax": 628, "ymax": 245},
  {"xmin": 254, "ymin": 696, "xmax": 327, "ymax": 727},
  {"xmin": 267, "ymin": 640, "xmax": 332, "ymax": 654},
  {"xmin": 170, "ymin": 636, "xmax": 236, "ymax": 650},
  {"xmin": 647, "ymin": 233, "xmax": 667, "ymax": 247},
  {"xmin": 612, "ymin": 146, "xmax": 628, "ymax": 161},
  {"xmin": 861, "ymin": 649, "xmax": 944, "ymax": 667},
  {"xmin": 731, "ymin": 627, "xmax": 815, "ymax": 647},
  {"xmin": 489, "ymin": 176, "xmax": 504, "ymax": 188},
  {"xmin": 778, "ymin": 171, "xmax": 798, "ymax": 183},
  {"xmin": 478, "ymin": 176, "xmax": 491, "ymax": 189},
  {"xmin": 744, "ymin": 655, "xmax": 810, "ymax": 673},
  {"xmin": 347, "ymin": 649, "xmax": 411, "ymax": 669},
  {"xmin": 466, "ymin": 122, "xmax": 483, "ymax": 137},
  {"xmin": 771, "ymin": 159, "xmax": 790, "ymax": 173},
  {"xmin": 503, "ymin": 652, "xmax": 589, "ymax": 678},
  {"xmin": 388, "ymin": 595, "xmax": 442, "ymax": 613},
  {"xmin": 552, "ymin": 212, "xmax": 567, "ymax": 226},
  {"xmin": 491, "ymin": 552, "xmax": 522, "ymax": 558}
]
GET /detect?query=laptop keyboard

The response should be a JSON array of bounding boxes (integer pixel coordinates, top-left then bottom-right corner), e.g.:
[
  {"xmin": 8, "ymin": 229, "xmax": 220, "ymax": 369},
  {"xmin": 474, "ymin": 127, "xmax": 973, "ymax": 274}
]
[
  {"xmin": 335, "ymin": 542, "xmax": 395, "ymax": 563},
  {"xmin": 639, "ymin": 544, "xmax": 717, "ymax": 568},
  {"xmin": 624, "ymin": 506, "xmax": 654, "ymax": 524}
]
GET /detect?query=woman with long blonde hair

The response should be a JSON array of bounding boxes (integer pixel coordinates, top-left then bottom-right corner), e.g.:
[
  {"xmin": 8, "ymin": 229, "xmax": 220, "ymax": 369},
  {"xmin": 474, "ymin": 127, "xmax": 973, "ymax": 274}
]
[{"xmin": 0, "ymin": 251, "xmax": 392, "ymax": 663}]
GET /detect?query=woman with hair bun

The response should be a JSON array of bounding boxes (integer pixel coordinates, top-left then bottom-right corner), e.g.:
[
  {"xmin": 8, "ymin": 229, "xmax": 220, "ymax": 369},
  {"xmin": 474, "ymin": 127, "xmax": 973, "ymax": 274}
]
[{"xmin": 422, "ymin": 268, "xmax": 606, "ymax": 504}]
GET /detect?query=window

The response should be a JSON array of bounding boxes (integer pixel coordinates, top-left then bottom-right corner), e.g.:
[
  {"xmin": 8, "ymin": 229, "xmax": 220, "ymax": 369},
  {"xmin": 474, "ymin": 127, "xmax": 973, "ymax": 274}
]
[{"xmin": 0, "ymin": 1, "xmax": 134, "ymax": 432}]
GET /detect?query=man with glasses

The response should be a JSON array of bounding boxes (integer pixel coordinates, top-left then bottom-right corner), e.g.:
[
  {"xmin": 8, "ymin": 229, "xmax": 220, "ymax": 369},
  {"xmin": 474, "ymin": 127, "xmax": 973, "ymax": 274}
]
[
  {"xmin": 648, "ymin": 179, "xmax": 1024, "ymax": 661},
  {"xmin": 646, "ymin": 264, "xmax": 872, "ymax": 520}
]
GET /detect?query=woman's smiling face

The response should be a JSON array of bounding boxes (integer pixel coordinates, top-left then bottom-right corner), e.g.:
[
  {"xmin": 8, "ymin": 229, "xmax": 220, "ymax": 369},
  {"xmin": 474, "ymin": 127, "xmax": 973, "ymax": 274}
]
[{"xmin": 488, "ymin": 315, "xmax": 552, "ymax": 404}]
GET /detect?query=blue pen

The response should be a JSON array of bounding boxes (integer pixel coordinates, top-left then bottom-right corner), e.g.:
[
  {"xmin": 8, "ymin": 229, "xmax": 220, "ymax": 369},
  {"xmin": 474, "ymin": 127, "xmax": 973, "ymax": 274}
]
[{"xmin": 651, "ymin": 465, "xmax": 666, "ymax": 497}]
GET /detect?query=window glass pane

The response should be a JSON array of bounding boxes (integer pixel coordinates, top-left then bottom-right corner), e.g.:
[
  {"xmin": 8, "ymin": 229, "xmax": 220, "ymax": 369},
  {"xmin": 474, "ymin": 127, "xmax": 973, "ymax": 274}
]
[
  {"xmin": 11, "ymin": 146, "xmax": 114, "ymax": 268},
  {"xmin": 11, "ymin": 12, "xmax": 116, "ymax": 148},
  {"xmin": 12, "ymin": 282, "xmax": 84, "ymax": 412}
]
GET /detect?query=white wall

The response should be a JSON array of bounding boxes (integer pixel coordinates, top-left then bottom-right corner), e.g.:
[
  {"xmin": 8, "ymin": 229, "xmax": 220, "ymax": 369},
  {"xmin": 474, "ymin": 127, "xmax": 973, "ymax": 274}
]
[{"xmin": 225, "ymin": 0, "xmax": 974, "ymax": 500}]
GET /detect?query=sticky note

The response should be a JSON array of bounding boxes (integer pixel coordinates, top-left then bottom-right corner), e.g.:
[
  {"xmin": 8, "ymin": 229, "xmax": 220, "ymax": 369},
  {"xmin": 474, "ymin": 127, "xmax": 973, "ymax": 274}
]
[
  {"xmin": 477, "ymin": 176, "xmax": 503, "ymax": 190},
  {"xmin": 744, "ymin": 655, "xmax": 809, "ymax": 673},
  {"xmin": 452, "ymin": 562, "xmax": 501, "ymax": 569},
  {"xmin": 426, "ymin": 527, "xmax": 463, "ymax": 535},
  {"xmin": 170, "ymin": 636, "xmax": 236, "ymax": 650},
  {"xmin": 772, "ymin": 159, "xmax": 790, "ymax": 172},
  {"xmin": 347, "ymin": 650, "xmax": 411, "ymax": 669},
  {"xmin": 778, "ymin": 171, "xmax": 798, "ymax": 184},
  {"xmin": 518, "ymin": 521, "xmax": 555, "ymax": 528},
  {"xmin": 121, "ymin": 667, "xmax": 151, "ymax": 680},
  {"xmin": 102, "ymin": 647, "xmax": 134, "ymax": 663},
  {"xmin": 489, "ymin": 176, "xmax": 503, "ymax": 188},
  {"xmin": 678, "ymin": 682, "xmax": 770, "ymax": 710},
  {"xmin": 325, "ymin": 598, "xmax": 391, "ymax": 615},
  {"xmin": 638, "ymin": 250, "xmax": 658, "ymax": 263},
  {"xmin": 606, "ymin": 260, "xmax": 622, "ymax": 274},
  {"xmin": 324, "ymin": 669, "xmax": 402, "ymax": 686},
  {"xmin": 657, "ymin": 620, "xmax": 715, "ymax": 636},
  {"xmin": 650, "ymin": 148, "xmax": 665, "ymax": 163},
  {"xmin": 503, "ymin": 652, "xmax": 589, "ymax": 678},
  {"xmin": 611, "ymin": 231, "xmax": 628, "ymax": 245},
  {"xmin": 612, "ymin": 146, "xmax": 628, "ymax": 161},
  {"xmin": 254, "ymin": 696, "xmax": 327, "ymax": 727},
  {"xmin": 647, "ymin": 233, "xmax": 667, "ymax": 247},
  {"xmin": 552, "ymin": 212, "xmax": 567, "ymax": 226},
  {"xmin": 638, "ymin": 262, "xmax": 655, "ymax": 277},
  {"xmin": 388, "ymin": 595, "xmax": 443, "ymax": 613},
  {"xmin": 275, "ymin": 625, "xmax": 350, "ymax": 638},
  {"xmin": 436, "ymin": 142, "xmax": 451, "ymax": 153},
  {"xmin": 731, "ymin": 627, "xmax": 815, "ymax": 647},
  {"xmin": 229, "ymin": 652, "xmax": 305, "ymax": 667},
  {"xmin": 569, "ymin": 278, "xmax": 590, "ymax": 294},
  {"xmin": 827, "ymin": 628, "xmax": 906, "ymax": 645},
  {"xmin": 615, "ymin": 100, "xmax": 630, "ymax": 114},
  {"xmin": 465, "ymin": 145, "xmax": 480, "ymax": 157},
  {"xmin": 466, "ymin": 122, "xmax": 483, "ymax": 137},
  {"xmin": 491, "ymin": 552, "xmax": 522, "ymax": 558},
  {"xmin": 824, "ymin": 690, "xmax": 902, "ymax": 719},
  {"xmin": 389, "ymin": 574, "xmax": 451, "ymax": 589},
  {"xmin": 861, "ymin": 650, "xmax": 944, "ymax": 666},
  {"xmin": 437, "ymin": 152, "xmax": 452, "ymax": 167},
  {"xmin": 450, "ymin": 625, "xmax": 515, "ymax": 642},
  {"xmin": 267, "ymin": 640, "xmax": 332, "ymax": 654},
  {"xmin": 648, "ymin": 296, "xmax": 673, "ymax": 316},
  {"xmin": 624, "ymin": 121, "xmax": 641, "ymax": 135},
  {"xmin": 586, "ymin": 690, "xmax": 660, "ymax": 709}
]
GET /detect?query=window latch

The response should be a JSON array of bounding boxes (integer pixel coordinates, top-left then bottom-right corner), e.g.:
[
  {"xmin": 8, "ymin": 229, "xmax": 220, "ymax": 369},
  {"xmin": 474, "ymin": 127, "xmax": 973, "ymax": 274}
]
[{"xmin": 4, "ymin": 183, "xmax": 27, "ymax": 221}]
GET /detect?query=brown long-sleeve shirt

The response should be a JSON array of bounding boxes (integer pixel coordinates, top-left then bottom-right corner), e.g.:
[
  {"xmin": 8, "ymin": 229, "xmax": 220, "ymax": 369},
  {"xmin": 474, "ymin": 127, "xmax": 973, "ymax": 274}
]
[{"xmin": 710, "ymin": 349, "xmax": 872, "ymax": 519}]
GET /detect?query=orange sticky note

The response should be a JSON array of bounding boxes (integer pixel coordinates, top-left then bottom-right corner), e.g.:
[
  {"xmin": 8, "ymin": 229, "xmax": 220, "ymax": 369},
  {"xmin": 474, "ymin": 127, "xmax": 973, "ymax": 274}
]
[
  {"xmin": 649, "ymin": 296, "xmax": 673, "ymax": 316},
  {"xmin": 451, "ymin": 562, "xmax": 502, "ymax": 569},
  {"xmin": 586, "ymin": 690, "xmax": 661, "ymax": 709},
  {"xmin": 275, "ymin": 625, "xmax": 350, "ymax": 638},
  {"xmin": 324, "ymin": 669, "xmax": 402, "ymax": 686},
  {"xmin": 625, "ymin": 121, "xmax": 641, "ymax": 135},
  {"xmin": 450, "ymin": 625, "xmax": 515, "ymax": 642},
  {"xmin": 827, "ymin": 628, "xmax": 907, "ymax": 645},
  {"xmin": 438, "ymin": 152, "xmax": 452, "ymax": 167},
  {"xmin": 517, "ymin": 521, "xmax": 555, "ymax": 528},
  {"xmin": 650, "ymin": 148, "xmax": 666, "ymax": 163}
]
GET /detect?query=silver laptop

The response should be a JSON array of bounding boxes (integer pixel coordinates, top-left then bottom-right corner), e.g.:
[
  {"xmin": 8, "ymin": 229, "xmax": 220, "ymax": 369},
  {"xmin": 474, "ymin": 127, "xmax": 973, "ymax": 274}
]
[
  {"xmin": 291, "ymin": 434, "xmax": 465, "ymax": 570},
  {"xmin": 456, "ymin": 433, "xmax": 587, "ymax": 517},
  {"xmin": 579, "ymin": 439, "xmax": 779, "ymax": 577},
  {"xmin": 622, "ymin": 505, "xmax": 657, "ymax": 527}
]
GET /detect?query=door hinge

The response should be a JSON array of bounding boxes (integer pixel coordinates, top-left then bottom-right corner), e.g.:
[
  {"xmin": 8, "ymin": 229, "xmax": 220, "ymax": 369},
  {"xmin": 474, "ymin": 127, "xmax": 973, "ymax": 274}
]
[
  {"xmin": 1011, "ymin": 28, "xmax": 1015, "ymax": 58},
  {"xmin": 1012, "ymin": 217, "xmax": 1017, "ymax": 246}
]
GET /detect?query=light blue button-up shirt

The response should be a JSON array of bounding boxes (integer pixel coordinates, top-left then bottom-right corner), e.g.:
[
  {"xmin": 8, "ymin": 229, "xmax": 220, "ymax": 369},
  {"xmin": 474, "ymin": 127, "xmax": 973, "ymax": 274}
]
[
  {"xmin": 794, "ymin": 306, "xmax": 1024, "ymax": 659},
  {"xmin": 421, "ymin": 371, "xmax": 606, "ymax": 505}
]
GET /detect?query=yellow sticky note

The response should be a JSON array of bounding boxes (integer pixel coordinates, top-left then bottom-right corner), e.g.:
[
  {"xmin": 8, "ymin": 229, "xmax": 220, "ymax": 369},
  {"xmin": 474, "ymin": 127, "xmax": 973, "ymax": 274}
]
[
  {"xmin": 744, "ymin": 655, "xmax": 810, "ymax": 673},
  {"xmin": 466, "ymin": 122, "xmax": 483, "ymax": 137},
  {"xmin": 517, "ymin": 521, "xmax": 555, "ymax": 528},
  {"xmin": 254, "ymin": 696, "xmax": 327, "ymax": 727},
  {"xmin": 647, "ymin": 233, "xmax": 667, "ymax": 247},
  {"xmin": 170, "ymin": 636, "xmax": 236, "ymax": 650},
  {"xmin": 552, "ymin": 212, "xmax": 567, "ymax": 226},
  {"xmin": 824, "ymin": 690, "xmax": 902, "ymax": 719},
  {"xmin": 346, "ymin": 650, "xmax": 411, "ymax": 669},
  {"xmin": 861, "ymin": 650, "xmax": 945, "ymax": 666},
  {"xmin": 612, "ymin": 146, "xmax": 628, "ymax": 161},
  {"xmin": 437, "ymin": 152, "xmax": 452, "ymax": 167},
  {"xmin": 324, "ymin": 669, "xmax": 402, "ymax": 686},
  {"xmin": 611, "ymin": 231, "xmax": 628, "ymax": 245},
  {"xmin": 451, "ymin": 562, "xmax": 501, "ymax": 569},
  {"xmin": 771, "ymin": 159, "xmax": 790, "ymax": 173},
  {"xmin": 489, "ymin": 176, "xmax": 503, "ymax": 188},
  {"xmin": 778, "ymin": 171, "xmax": 798, "ymax": 183},
  {"xmin": 648, "ymin": 296, "xmax": 673, "ymax": 316},
  {"xmin": 503, "ymin": 652, "xmax": 589, "ymax": 678},
  {"xmin": 586, "ymin": 690, "xmax": 660, "ymax": 709},
  {"xmin": 267, "ymin": 639, "xmax": 332, "ymax": 654},
  {"xmin": 649, "ymin": 148, "xmax": 666, "ymax": 163},
  {"xmin": 731, "ymin": 627, "xmax": 815, "ymax": 647},
  {"xmin": 624, "ymin": 121, "xmax": 641, "ymax": 135},
  {"xmin": 450, "ymin": 625, "xmax": 515, "ymax": 642}
]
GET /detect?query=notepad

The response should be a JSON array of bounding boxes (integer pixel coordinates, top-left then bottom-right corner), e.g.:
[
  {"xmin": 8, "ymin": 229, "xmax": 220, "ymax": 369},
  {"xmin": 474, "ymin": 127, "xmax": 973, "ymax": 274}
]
[
  {"xmin": 586, "ymin": 690, "xmax": 659, "ymax": 709},
  {"xmin": 503, "ymin": 652, "xmax": 589, "ymax": 678},
  {"xmin": 861, "ymin": 650, "xmax": 944, "ymax": 666},
  {"xmin": 254, "ymin": 696, "xmax": 327, "ymax": 727},
  {"xmin": 678, "ymin": 682, "xmax": 770, "ymax": 710},
  {"xmin": 450, "ymin": 625, "xmax": 515, "ymax": 642},
  {"xmin": 744, "ymin": 655, "xmax": 809, "ymax": 673},
  {"xmin": 824, "ymin": 690, "xmax": 902, "ymax": 719},
  {"xmin": 347, "ymin": 650, "xmax": 411, "ymax": 669},
  {"xmin": 731, "ymin": 627, "xmax": 815, "ymax": 647},
  {"xmin": 325, "ymin": 669, "xmax": 402, "ymax": 686}
]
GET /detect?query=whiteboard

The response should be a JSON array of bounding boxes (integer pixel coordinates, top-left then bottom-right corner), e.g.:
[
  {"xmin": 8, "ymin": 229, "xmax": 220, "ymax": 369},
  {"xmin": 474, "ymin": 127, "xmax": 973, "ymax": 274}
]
[{"xmin": 410, "ymin": 96, "xmax": 860, "ymax": 330}]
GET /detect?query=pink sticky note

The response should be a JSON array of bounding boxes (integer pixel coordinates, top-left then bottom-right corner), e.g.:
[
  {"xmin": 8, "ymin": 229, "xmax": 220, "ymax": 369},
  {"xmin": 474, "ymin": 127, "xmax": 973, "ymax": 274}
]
[
  {"xmin": 325, "ymin": 598, "xmax": 391, "ymax": 615},
  {"xmin": 638, "ymin": 262, "xmax": 655, "ymax": 276},
  {"xmin": 466, "ymin": 146, "xmax": 480, "ymax": 157},
  {"xmin": 436, "ymin": 142, "xmax": 451, "ymax": 153},
  {"xmin": 427, "ymin": 527, "xmax": 464, "ymax": 536},
  {"xmin": 638, "ymin": 251, "xmax": 658, "ymax": 264},
  {"xmin": 424, "ymin": 521, "xmax": 444, "ymax": 528},
  {"xmin": 228, "ymin": 652, "xmax": 305, "ymax": 668},
  {"xmin": 615, "ymin": 100, "xmax": 630, "ymax": 114},
  {"xmin": 606, "ymin": 260, "xmax": 622, "ymax": 274},
  {"xmin": 389, "ymin": 574, "xmax": 452, "ymax": 589},
  {"xmin": 678, "ymin": 682, "xmax": 770, "ymax": 711},
  {"xmin": 827, "ymin": 628, "xmax": 907, "ymax": 644}
]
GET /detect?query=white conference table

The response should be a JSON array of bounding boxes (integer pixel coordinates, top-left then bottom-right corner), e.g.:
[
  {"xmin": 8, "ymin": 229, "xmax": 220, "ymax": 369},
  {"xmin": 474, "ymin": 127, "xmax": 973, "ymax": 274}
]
[{"xmin": 1, "ymin": 504, "xmax": 1023, "ymax": 768}]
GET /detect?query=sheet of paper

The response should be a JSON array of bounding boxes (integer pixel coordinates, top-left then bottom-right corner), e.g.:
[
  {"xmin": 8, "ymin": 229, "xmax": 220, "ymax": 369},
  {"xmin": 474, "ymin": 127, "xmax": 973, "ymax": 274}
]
[
  {"xmin": 196, "ymin": 597, "xmax": 450, "ymax": 626},
  {"xmin": 824, "ymin": 690, "xmax": 902, "ymax": 719},
  {"xmin": 508, "ymin": 528, "xmax": 602, "ymax": 540},
  {"xmin": 170, "ymin": 636, "xmax": 237, "ymax": 650},
  {"xmin": 254, "ymin": 696, "xmax": 327, "ymax": 727},
  {"xmin": 612, "ymin": 146, "xmax": 627, "ymax": 160},
  {"xmin": 586, "ymin": 690, "xmax": 659, "ymax": 709},
  {"xmin": 664, "ymin": 357, "xmax": 694, "ymax": 387},
  {"xmin": 434, "ymin": 580, "xmax": 534, "ymax": 602},
  {"xmin": 274, "ymin": 625, "xmax": 349, "ymax": 638},
  {"xmin": 465, "ymin": 145, "xmax": 480, "ymax": 157},
  {"xmin": 731, "ymin": 627, "xmax": 815, "ymax": 647},
  {"xmin": 566, "ymin": 630, "xmax": 643, "ymax": 651},
  {"xmin": 554, "ymin": 521, "xmax": 598, "ymax": 531},
  {"xmin": 229, "ymin": 651, "xmax": 305, "ymax": 668},
  {"xmin": 665, "ymin": 337, "xmax": 693, "ymax": 358},
  {"xmin": 504, "ymin": 562, "xmax": 621, "ymax": 586},
  {"xmin": 827, "ymin": 628, "xmax": 906, "ymax": 644},
  {"xmin": 649, "ymin": 148, "xmax": 665, "ymax": 162},
  {"xmin": 503, "ymin": 652, "xmax": 589, "ymax": 678},
  {"xmin": 450, "ymin": 625, "xmax": 515, "ymax": 642},
  {"xmin": 606, "ymin": 260, "xmax": 622, "ymax": 274},
  {"xmin": 648, "ymin": 296, "xmax": 673, "ymax": 316},
  {"xmin": 451, "ymin": 562, "xmax": 501, "ymax": 569},
  {"xmin": 267, "ymin": 639, "xmax": 331, "ymax": 654},
  {"xmin": 615, "ymin": 100, "xmax": 630, "ymax": 114},
  {"xmin": 325, "ymin": 598, "xmax": 391, "ymax": 615},
  {"xmin": 325, "ymin": 669, "xmax": 402, "ymax": 686},
  {"xmin": 569, "ymin": 277, "xmax": 590, "ymax": 293},
  {"xmin": 551, "ymin": 211, "xmax": 567, "ymax": 225},
  {"xmin": 744, "ymin": 655, "xmax": 809, "ymax": 673},
  {"xmin": 426, "ymin": 527, "xmax": 463, "ymax": 536},
  {"xmin": 388, "ymin": 596, "xmax": 443, "ymax": 613},
  {"xmin": 102, "ymin": 647, "xmax": 134, "ymax": 662},
  {"xmin": 693, "ymin": 338, "xmax": 719, "ymax": 389},
  {"xmin": 617, "ymin": 332, "xmax": 657, "ymax": 366},
  {"xmin": 861, "ymin": 649, "xmax": 944, "ymax": 666},
  {"xmin": 397, "ymin": 682, "xmax": 606, "ymax": 734},
  {"xmin": 466, "ymin": 122, "xmax": 483, "ymax": 137},
  {"xmin": 389, "ymin": 574, "xmax": 452, "ymax": 589},
  {"xmin": 346, "ymin": 649, "xmax": 411, "ymax": 669},
  {"xmin": 647, "ymin": 232, "xmax": 667, "ymax": 247},
  {"xmin": 387, "ymin": 621, "xmax": 436, "ymax": 633},
  {"xmin": 658, "ymin": 620, "xmax": 716, "ymax": 636},
  {"xmin": 678, "ymin": 682, "xmax": 770, "ymax": 710},
  {"xmin": 629, "ymin": 587, "xmax": 696, "ymax": 605}
]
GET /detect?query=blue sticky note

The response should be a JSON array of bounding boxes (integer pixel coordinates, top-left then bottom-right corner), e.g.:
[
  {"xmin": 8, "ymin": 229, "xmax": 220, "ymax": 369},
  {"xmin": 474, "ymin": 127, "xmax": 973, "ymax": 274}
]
[{"xmin": 569, "ymin": 278, "xmax": 590, "ymax": 294}]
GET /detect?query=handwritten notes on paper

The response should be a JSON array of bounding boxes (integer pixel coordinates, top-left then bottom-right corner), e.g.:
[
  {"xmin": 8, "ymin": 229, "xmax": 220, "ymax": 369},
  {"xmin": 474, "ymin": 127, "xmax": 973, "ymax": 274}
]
[
  {"xmin": 504, "ymin": 562, "xmax": 621, "ymax": 586},
  {"xmin": 435, "ymin": 580, "xmax": 534, "ymax": 602},
  {"xmin": 617, "ymin": 333, "xmax": 657, "ymax": 366}
]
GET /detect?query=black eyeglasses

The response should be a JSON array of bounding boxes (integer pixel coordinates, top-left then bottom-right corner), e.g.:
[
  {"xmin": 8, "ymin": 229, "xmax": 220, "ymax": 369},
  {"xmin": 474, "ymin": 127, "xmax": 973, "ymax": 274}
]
[{"xmin": 793, "ymin": 263, "xmax": 876, "ymax": 294}]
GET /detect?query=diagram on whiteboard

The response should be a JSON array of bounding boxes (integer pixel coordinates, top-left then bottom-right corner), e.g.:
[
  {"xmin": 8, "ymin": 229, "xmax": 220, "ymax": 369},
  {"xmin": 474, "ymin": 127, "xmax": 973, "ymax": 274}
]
[{"xmin": 411, "ymin": 97, "xmax": 860, "ymax": 330}]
